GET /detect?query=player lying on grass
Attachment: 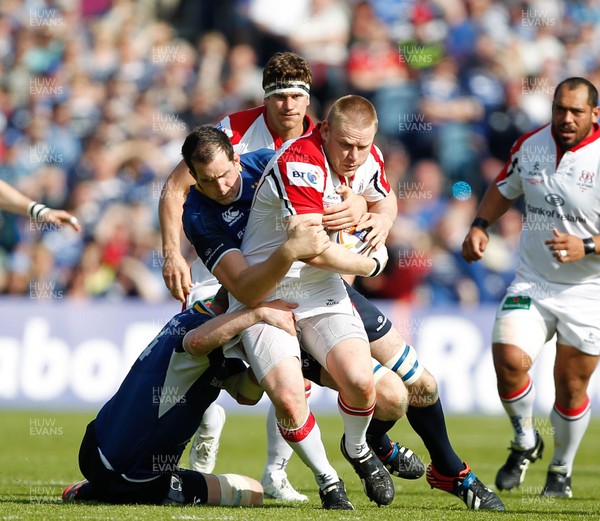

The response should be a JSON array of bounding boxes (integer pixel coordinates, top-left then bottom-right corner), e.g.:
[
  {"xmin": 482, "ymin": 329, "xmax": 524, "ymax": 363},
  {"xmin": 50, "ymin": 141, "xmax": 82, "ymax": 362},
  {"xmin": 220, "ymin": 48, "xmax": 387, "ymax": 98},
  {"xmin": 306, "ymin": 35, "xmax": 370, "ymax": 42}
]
[
  {"xmin": 62, "ymin": 288, "xmax": 411, "ymax": 507},
  {"xmin": 62, "ymin": 292, "xmax": 292, "ymax": 506}
]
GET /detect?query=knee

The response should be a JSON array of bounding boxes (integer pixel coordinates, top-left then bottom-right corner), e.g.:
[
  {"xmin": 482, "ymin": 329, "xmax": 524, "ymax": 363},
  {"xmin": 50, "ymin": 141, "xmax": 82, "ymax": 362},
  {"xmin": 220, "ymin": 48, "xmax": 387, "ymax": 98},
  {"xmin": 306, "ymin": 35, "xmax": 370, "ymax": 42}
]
[
  {"xmin": 493, "ymin": 343, "xmax": 532, "ymax": 378},
  {"xmin": 375, "ymin": 374, "xmax": 408, "ymax": 420},
  {"xmin": 407, "ymin": 368, "xmax": 438, "ymax": 407},
  {"xmin": 331, "ymin": 359, "xmax": 375, "ymax": 402},
  {"xmin": 263, "ymin": 379, "xmax": 306, "ymax": 421},
  {"xmin": 554, "ymin": 374, "xmax": 590, "ymax": 405},
  {"xmin": 340, "ymin": 374, "xmax": 374, "ymax": 404},
  {"xmin": 272, "ymin": 390, "xmax": 306, "ymax": 421}
]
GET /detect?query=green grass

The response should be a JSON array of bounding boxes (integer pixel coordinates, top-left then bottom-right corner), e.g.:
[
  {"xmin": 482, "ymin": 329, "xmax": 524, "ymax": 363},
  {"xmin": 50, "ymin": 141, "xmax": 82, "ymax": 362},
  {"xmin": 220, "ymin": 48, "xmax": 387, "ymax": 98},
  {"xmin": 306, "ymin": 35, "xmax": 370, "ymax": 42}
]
[{"xmin": 1, "ymin": 411, "xmax": 600, "ymax": 520}]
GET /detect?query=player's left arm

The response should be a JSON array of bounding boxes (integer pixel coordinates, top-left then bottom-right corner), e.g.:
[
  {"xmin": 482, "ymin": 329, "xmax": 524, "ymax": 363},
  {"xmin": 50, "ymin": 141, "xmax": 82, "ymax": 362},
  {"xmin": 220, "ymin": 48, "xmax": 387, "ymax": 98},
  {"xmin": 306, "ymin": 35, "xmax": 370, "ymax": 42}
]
[
  {"xmin": 183, "ymin": 300, "xmax": 298, "ymax": 356},
  {"xmin": 287, "ymin": 213, "xmax": 384, "ymax": 276},
  {"xmin": 328, "ymin": 147, "xmax": 395, "ymax": 249},
  {"xmin": 356, "ymin": 190, "xmax": 397, "ymax": 250},
  {"xmin": 321, "ymin": 185, "xmax": 368, "ymax": 230}
]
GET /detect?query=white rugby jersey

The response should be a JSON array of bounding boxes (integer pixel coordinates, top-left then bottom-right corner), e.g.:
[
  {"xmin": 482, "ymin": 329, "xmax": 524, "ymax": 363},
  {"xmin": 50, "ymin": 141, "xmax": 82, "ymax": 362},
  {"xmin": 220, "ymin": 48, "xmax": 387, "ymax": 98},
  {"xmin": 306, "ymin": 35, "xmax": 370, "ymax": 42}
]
[
  {"xmin": 186, "ymin": 107, "xmax": 315, "ymax": 305},
  {"xmin": 234, "ymin": 126, "xmax": 391, "ymax": 319},
  {"xmin": 216, "ymin": 105, "xmax": 315, "ymax": 154},
  {"xmin": 497, "ymin": 123, "xmax": 600, "ymax": 285}
]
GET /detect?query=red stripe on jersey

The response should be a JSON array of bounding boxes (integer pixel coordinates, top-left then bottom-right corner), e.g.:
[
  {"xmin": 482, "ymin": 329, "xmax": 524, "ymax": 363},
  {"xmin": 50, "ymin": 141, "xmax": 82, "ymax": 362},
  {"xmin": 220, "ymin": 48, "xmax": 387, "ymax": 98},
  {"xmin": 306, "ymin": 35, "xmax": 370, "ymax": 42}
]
[
  {"xmin": 496, "ymin": 124, "xmax": 549, "ymax": 184},
  {"xmin": 282, "ymin": 185, "xmax": 325, "ymax": 214},
  {"xmin": 220, "ymin": 106, "xmax": 314, "ymax": 149},
  {"xmin": 370, "ymin": 144, "xmax": 390, "ymax": 193},
  {"xmin": 278, "ymin": 412, "xmax": 316, "ymax": 443},
  {"xmin": 286, "ymin": 186, "xmax": 325, "ymax": 215},
  {"xmin": 221, "ymin": 106, "xmax": 265, "ymax": 146}
]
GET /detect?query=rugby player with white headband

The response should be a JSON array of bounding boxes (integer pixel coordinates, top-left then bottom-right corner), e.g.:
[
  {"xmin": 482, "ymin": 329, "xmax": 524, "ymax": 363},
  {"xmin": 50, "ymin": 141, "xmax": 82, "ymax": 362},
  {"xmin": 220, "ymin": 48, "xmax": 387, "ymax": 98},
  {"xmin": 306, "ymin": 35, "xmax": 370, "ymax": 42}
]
[
  {"xmin": 159, "ymin": 52, "xmax": 371, "ymax": 503},
  {"xmin": 159, "ymin": 52, "xmax": 506, "ymax": 511}
]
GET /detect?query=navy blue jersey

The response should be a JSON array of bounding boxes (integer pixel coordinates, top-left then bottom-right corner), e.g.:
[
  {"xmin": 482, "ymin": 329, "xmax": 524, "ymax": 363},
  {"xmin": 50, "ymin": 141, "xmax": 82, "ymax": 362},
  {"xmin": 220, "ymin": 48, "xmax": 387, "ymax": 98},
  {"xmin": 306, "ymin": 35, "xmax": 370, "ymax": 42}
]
[
  {"xmin": 94, "ymin": 302, "xmax": 246, "ymax": 480},
  {"xmin": 182, "ymin": 148, "xmax": 275, "ymax": 272}
]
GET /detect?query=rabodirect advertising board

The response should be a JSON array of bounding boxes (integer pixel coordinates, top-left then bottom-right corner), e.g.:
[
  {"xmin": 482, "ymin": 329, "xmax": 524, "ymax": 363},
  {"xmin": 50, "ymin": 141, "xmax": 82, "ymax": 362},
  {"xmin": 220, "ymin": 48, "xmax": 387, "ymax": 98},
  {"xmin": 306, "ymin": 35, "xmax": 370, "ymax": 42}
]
[{"xmin": 1, "ymin": 297, "xmax": 599, "ymax": 414}]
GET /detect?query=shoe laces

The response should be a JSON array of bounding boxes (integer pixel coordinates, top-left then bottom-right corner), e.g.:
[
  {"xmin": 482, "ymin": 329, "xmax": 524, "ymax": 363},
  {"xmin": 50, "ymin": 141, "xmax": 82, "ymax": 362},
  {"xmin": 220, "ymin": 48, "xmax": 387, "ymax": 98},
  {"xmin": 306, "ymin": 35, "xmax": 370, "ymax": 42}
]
[{"xmin": 194, "ymin": 439, "xmax": 217, "ymax": 458}]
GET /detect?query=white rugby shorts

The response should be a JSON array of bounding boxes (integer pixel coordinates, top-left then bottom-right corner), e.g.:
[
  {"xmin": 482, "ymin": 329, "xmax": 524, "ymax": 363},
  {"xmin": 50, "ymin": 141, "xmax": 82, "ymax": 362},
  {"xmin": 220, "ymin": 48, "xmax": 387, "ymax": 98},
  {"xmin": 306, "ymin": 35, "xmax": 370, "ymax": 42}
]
[
  {"xmin": 223, "ymin": 322, "xmax": 301, "ymax": 383},
  {"xmin": 297, "ymin": 312, "xmax": 369, "ymax": 370},
  {"xmin": 492, "ymin": 270, "xmax": 600, "ymax": 359}
]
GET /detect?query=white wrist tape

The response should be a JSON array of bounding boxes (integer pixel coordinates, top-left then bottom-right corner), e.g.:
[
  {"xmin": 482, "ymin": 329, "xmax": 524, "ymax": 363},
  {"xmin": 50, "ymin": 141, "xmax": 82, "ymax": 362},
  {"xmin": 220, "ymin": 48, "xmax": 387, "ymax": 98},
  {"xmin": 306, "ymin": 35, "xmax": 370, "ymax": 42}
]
[{"xmin": 28, "ymin": 201, "xmax": 49, "ymax": 219}]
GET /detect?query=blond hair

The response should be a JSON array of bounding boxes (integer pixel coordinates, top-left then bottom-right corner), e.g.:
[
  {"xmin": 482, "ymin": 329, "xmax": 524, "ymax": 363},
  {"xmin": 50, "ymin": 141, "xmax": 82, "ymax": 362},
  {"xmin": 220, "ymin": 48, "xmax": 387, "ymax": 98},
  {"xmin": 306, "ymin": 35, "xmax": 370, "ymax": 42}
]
[{"xmin": 326, "ymin": 95, "xmax": 378, "ymax": 131}]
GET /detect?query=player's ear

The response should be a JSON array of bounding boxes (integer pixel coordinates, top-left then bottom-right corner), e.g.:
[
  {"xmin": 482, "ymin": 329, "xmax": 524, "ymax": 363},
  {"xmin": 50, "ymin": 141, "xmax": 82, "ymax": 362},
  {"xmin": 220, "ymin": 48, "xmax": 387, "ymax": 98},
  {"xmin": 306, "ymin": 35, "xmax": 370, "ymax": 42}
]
[
  {"xmin": 592, "ymin": 105, "xmax": 599, "ymax": 124},
  {"xmin": 320, "ymin": 120, "xmax": 329, "ymax": 141},
  {"xmin": 233, "ymin": 152, "xmax": 241, "ymax": 165}
]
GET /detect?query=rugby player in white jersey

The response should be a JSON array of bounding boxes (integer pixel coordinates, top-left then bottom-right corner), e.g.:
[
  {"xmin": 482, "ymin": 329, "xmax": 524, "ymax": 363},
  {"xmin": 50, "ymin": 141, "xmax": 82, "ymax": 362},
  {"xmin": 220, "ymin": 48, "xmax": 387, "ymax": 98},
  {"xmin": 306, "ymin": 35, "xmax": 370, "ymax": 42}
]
[
  {"xmin": 159, "ymin": 52, "xmax": 318, "ymax": 306},
  {"xmin": 222, "ymin": 95, "xmax": 395, "ymax": 507},
  {"xmin": 223, "ymin": 96, "xmax": 504, "ymax": 510},
  {"xmin": 160, "ymin": 52, "xmax": 366, "ymax": 503},
  {"xmin": 164, "ymin": 54, "xmax": 504, "ymax": 511},
  {"xmin": 463, "ymin": 77, "xmax": 600, "ymax": 498}
]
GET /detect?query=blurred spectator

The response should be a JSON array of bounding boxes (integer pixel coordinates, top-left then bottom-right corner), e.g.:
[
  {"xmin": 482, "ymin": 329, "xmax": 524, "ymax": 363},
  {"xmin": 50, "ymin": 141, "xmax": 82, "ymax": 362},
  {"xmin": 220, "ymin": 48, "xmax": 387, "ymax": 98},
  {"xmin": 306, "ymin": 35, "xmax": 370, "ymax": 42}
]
[
  {"xmin": 420, "ymin": 56, "xmax": 484, "ymax": 184},
  {"xmin": 246, "ymin": 0, "xmax": 310, "ymax": 63},
  {"xmin": 287, "ymin": 0, "xmax": 351, "ymax": 102},
  {"xmin": 422, "ymin": 197, "xmax": 510, "ymax": 305},
  {"xmin": 2, "ymin": 0, "xmax": 599, "ymax": 305},
  {"xmin": 346, "ymin": 1, "xmax": 417, "ymax": 139},
  {"xmin": 486, "ymin": 81, "xmax": 533, "ymax": 165}
]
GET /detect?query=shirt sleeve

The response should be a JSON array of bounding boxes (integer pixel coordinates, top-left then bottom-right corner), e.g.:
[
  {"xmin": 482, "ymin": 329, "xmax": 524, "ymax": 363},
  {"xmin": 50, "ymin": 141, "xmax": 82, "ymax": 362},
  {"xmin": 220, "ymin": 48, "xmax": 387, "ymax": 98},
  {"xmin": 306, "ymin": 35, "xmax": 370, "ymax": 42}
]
[
  {"xmin": 496, "ymin": 140, "xmax": 524, "ymax": 200},
  {"xmin": 183, "ymin": 209, "xmax": 241, "ymax": 273},
  {"xmin": 361, "ymin": 145, "xmax": 391, "ymax": 202}
]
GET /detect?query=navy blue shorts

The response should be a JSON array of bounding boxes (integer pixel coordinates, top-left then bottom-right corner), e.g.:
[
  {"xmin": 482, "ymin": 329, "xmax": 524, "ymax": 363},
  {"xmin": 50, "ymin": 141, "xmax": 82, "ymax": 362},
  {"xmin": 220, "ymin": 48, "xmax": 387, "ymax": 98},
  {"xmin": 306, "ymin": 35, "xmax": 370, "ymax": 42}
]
[
  {"xmin": 79, "ymin": 421, "xmax": 208, "ymax": 505},
  {"xmin": 344, "ymin": 281, "xmax": 392, "ymax": 342}
]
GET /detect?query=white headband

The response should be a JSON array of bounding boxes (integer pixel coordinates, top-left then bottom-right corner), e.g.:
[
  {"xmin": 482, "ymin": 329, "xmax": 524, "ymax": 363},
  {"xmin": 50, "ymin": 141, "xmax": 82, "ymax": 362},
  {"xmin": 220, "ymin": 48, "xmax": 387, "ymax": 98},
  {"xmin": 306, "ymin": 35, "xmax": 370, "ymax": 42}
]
[{"xmin": 264, "ymin": 81, "xmax": 310, "ymax": 98}]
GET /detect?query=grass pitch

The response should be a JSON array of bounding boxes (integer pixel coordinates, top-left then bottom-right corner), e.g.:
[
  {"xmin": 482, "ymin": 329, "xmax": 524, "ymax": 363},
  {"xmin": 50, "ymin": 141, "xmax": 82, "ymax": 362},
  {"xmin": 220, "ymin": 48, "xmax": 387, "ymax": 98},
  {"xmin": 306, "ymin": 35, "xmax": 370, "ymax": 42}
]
[{"xmin": 1, "ymin": 410, "xmax": 599, "ymax": 520}]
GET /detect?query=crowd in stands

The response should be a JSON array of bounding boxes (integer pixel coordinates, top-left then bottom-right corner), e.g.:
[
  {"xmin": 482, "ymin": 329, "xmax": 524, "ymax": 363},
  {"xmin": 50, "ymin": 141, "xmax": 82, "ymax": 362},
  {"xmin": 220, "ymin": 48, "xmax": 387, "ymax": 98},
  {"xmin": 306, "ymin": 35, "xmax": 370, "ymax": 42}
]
[{"xmin": 1, "ymin": 0, "xmax": 599, "ymax": 305}]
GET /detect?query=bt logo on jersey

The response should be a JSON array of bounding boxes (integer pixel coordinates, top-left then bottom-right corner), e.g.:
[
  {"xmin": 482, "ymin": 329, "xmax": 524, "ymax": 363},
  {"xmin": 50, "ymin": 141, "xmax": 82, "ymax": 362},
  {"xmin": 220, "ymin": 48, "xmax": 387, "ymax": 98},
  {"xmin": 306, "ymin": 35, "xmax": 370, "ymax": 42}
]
[
  {"xmin": 292, "ymin": 170, "xmax": 319, "ymax": 184},
  {"xmin": 286, "ymin": 162, "xmax": 324, "ymax": 190}
]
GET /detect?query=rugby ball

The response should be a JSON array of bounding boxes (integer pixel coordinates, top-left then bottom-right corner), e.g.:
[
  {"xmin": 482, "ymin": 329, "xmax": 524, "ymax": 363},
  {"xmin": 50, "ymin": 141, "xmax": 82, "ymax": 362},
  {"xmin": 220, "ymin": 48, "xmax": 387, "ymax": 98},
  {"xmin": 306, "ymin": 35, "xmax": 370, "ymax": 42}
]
[{"xmin": 330, "ymin": 226, "xmax": 375, "ymax": 256}]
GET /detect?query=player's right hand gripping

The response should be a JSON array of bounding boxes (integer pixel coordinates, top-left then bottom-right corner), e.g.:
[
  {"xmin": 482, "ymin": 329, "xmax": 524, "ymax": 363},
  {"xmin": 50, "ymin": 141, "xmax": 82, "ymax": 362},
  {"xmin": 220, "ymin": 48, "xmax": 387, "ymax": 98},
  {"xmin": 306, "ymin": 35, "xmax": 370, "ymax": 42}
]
[
  {"xmin": 287, "ymin": 220, "xmax": 331, "ymax": 261},
  {"xmin": 367, "ymin": 244, "xmax": 388, "ymax": 277},
  {"xmin": 162, "ymin": 250, "xmax": 192, "ymax": 302}
]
